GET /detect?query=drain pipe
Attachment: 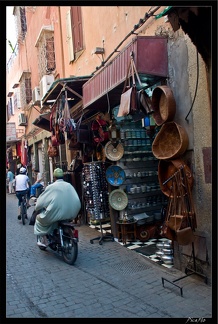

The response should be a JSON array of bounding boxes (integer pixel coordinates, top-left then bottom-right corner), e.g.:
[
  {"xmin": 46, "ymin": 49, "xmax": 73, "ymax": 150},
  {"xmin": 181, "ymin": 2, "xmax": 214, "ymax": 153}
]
[{"xmin": 58, "ymin": 6, "xmax": 65, "ymax": 78}]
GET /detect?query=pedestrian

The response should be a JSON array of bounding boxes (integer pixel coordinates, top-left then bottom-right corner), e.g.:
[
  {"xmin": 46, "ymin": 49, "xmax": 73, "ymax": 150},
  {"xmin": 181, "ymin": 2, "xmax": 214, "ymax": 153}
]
[
  {"xmin": 7, "ymin": 168, "xmax": 15, "ymax": 194},
  {"xmin": 30, "ymin": 169, "xmax": 44, "ymax": 198},
  {"xmin": 34, "ymin": 168, "xmax": 81, "ymax": 247},
  {"xmin": 6, "ymin": 167, "xmax": 9, "ymax": 192},
  {"xmin": 15, "ymin": 167, "xmax": 31, "ymax": 219}
]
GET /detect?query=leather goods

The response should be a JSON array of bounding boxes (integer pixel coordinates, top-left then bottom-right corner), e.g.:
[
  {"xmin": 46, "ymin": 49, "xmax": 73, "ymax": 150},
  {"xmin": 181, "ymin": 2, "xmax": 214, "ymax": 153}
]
[
  {"xmin": 160, "ymin": 192, "xmax": 176, "ymax": 241},
  {"xmin": 168, "ymin": 214, "xmax": 188, "ymax": 231},
  {"xmin": 118, "ymin": 87, "xmax": 134, "ymax": 117},
  {"xmin": 91, "ymin": 115, "xmax": 109, "ymax": 143},
  {"xmin": 55, "ymin": 123, "xmax": 65, "ymax": 145},
  {"xmin": 51, "ymin": 133, "xmax": 59, "ymax": 147},
  {"xmin": 158, "ymin": 158, "xmax": 193, "ymax": 197},
  {"xmin": 138, "ymin": 89, "xmax": 154, "ymax": 115},
  {"xmin": 160, "ymin": 221, "xmax": 176, "ymax": 241},
  {"xmin": 74, "ymin": 115, "xmax": 91, "ymax": 144},
  {"xmin": 47, "ymin": 145, "xmax": 59, "ymax": 157},
  {"xmin": 176, "ymin": 227, "xmax": 194, "ymax": 245},
  {"xmin": 70, "ymin": 115, "xmax": 91, "ymax": 147},
  {"xmin": 68, "ymin": 133, "xmax": 82, "ymax": 150},
  {"xmin": 117, "ymin": 51, "xmax": 141, "ymax": 117}
]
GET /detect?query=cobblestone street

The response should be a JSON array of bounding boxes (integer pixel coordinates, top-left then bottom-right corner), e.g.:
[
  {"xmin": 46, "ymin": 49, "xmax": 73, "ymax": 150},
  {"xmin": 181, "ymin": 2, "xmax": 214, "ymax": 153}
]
[{"xmin": 5, "ymin": 193, "xmax": 214, "ymax": 320}]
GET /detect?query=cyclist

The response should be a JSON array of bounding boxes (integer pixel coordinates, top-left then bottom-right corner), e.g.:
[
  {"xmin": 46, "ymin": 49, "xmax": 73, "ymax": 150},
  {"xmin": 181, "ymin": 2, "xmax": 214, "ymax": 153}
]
[{"xmin": 15, "ymin": 167, "xmax": 31, "ymax": 220}]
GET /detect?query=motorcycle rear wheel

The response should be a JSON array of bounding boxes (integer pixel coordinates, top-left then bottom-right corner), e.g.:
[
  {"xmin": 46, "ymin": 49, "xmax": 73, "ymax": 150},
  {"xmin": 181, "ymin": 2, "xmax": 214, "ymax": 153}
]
[{"xmin": 62, "ymin": 235, "xmax": 78, "ymax": 265}]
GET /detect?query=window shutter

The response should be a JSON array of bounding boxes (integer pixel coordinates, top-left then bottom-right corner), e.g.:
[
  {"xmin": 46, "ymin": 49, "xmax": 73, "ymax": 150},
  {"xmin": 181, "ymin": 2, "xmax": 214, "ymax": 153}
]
[
  {"xmin": 71, "ymin": 6, "xmax": 83, "ymax": 53},
  {"xmin": 8, "ymin": 98, "xmax": 14, "ymax": 118},
  {"xmin": 66, "ymin": 10, "xmax": 74, "ymax": 62},
  {"xmin": 46, "ymin": 36, "xmax": 56, "ymax": 71},
  {"xmin": 13, "ymin": 91, "xmax": 21, "ymax": 110},
  {"xmin": 19, "ymin": 7, "xmax": 27, "ymax": 38},
  {"xmin": 25, "ymin": 78, "xmax": 32, "ymax": 104}
]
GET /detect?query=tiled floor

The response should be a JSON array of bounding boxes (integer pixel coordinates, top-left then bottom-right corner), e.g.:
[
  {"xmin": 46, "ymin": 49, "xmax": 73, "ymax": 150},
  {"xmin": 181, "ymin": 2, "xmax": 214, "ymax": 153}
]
[{"xmin": 89, "ymin": 223, "xmax": 174, "ymax": 269}]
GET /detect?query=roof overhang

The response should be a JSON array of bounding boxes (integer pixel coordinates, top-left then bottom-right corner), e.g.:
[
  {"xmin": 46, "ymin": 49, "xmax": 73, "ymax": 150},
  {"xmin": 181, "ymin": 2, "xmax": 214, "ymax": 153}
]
[
  {"xmin": 32, "ymin": 112, "xmax": 51, "ymax": 131},
  {"xmin": 6, "ymin": 139, "xmax": 20, "ymax": 145},
  {"xmin": 41, "ymin": 76, "xmax": 92, "ymax": 109},
  {"xmin": 82, "ymin": 36, "xmax": 168, "ymax": 113}
]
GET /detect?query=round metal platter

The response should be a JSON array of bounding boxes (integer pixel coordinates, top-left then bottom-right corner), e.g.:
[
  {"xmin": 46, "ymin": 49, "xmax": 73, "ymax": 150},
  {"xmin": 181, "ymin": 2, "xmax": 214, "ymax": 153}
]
[
  {"xmin": 109, "ymin": 189, "xmax": 128, "ymax": 211},
  {"xmin": 105, "ymin": 141, "xmax": 124, "ymax": 161},
  {"xmin": 106, "ymin": 165, "xmax": 126, "ymax": 186}
]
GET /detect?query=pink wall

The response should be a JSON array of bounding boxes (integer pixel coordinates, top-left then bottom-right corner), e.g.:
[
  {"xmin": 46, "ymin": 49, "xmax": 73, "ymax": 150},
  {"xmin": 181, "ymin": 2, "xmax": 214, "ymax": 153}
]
[{"xmin": 6, "ymin": 6, "xmax": 167, "ymax": 136}]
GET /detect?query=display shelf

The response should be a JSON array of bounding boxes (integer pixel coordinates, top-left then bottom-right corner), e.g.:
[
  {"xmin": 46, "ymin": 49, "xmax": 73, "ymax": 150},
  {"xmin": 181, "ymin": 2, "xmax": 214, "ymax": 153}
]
[{"xmin": 116, "ymin": 124, "xmax": 166, "ymax": 224}]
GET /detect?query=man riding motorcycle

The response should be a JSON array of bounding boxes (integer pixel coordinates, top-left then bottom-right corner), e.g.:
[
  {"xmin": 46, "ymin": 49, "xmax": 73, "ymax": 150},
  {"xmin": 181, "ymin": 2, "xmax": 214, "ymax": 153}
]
[{"xmin": 34, "ymin": 168, "xmax": 81, "ymax": 247}]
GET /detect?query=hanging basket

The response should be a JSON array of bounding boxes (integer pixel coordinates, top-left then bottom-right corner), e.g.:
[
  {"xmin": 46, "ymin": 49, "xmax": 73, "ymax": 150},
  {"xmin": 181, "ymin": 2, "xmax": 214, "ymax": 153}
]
[
  {"xmin": 158, "ymin": 159, "xmax": 194, "ymax": 197},
  {"xmin": 152, "ymin": 121, "xmax": 189, "ymax": 160},
  {"xmin": 151, "ymin": 85, "xmax": 176, "ymax": 126}
]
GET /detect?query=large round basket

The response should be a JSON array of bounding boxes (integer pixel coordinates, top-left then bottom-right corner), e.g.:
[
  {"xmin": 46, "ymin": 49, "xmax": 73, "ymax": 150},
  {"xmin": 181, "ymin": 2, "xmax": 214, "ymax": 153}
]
[
  {"xmin": 158, "ymin": 159, "xmax": 193, "ymax": 197},
  {"xmin": 152, "ymin": 121, "xmax": 189, "ymax": 160},
  {"xmin": 151, "ymin": 85, "xmax": 176, "ymax": 126}
]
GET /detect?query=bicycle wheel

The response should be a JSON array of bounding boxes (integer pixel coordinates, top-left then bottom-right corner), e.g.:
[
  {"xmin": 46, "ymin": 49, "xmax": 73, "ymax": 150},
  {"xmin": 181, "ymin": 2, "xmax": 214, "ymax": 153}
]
[{"xmin": 20, "ymin": 200, "xmax": 26, "ymax": 225}]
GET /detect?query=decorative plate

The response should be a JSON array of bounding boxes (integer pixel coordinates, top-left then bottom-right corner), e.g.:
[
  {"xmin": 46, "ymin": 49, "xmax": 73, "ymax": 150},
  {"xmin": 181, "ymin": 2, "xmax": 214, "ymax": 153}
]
[
  {"xmin": 105, "ymin": 141, "xmax": 124, "ymax": 161},
  {"xmin": 109, "ymin": 189, "xmax": 128, "ymax": 211},
  {"xmin": 106, "ymin": 165, "xmax": 126, "ymax": 186}
]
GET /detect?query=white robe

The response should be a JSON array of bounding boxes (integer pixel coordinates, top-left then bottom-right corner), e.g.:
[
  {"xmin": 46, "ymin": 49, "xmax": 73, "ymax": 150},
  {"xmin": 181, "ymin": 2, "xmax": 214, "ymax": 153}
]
[{"xmin": 34, "ymin": 179, "xmax": 81, "ymax": 235}]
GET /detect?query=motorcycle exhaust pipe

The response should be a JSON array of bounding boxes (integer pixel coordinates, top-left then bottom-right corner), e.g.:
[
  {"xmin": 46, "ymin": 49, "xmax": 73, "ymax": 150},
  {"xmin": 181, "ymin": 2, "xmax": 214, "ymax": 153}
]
[{"xmin": 59, "ymin": 227, "xmax": 64, "ymax": 246}]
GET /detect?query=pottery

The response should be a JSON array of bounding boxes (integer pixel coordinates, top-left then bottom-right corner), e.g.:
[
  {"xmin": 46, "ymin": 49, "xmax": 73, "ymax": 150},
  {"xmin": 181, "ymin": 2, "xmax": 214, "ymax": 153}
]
[
  {"xmin": 163, "ymin": 242, "xmax": 172, "ymax": 249},
  {"xmin": 156, "ymin": 242, "xmax": 164, "ymax": 249},
  {"xmin": 162, "ymin": 248, "xmax": 173, "ymax": 255},
  {"xmin": 156, "ymin": 251, "xmax": 164, "ymax": 258},
  {"xmin": 161, "ymin": 254, "xmax": 173, "ymax": 264}
]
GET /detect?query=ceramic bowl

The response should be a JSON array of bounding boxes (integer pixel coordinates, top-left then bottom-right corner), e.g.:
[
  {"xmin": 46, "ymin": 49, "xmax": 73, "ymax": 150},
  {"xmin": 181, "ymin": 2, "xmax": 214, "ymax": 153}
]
[{"xmin": 156, "ymin": 242, "xmax": 164, "ymax": 249}]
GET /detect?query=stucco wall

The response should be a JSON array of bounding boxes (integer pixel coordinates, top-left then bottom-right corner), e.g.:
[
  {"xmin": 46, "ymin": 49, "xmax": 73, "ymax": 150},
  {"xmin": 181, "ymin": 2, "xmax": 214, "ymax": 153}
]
[{"xmin": 166, "ymin": 29, "xmax": 212, "ymax": 279}]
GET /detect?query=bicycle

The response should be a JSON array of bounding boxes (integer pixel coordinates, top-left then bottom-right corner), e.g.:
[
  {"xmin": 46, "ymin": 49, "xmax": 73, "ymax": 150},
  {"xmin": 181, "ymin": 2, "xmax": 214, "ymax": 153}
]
[{"xmin": 20, "ymin": 192, "xmax": 28, "ymax": 225}]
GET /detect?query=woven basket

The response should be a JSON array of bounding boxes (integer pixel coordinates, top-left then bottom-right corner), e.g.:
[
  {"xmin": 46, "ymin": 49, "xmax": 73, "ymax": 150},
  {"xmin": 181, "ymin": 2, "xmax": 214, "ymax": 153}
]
[
  {"xmin": 151, "ymin": 85, "xmax": 176, "ymax": 126},
  {"xmin": 152, "ymin": 121, "xmax": 189, "ymax": 160},
  {"xmin": 158, "ymin": 159, "xmax": 193, "ymax": 197}
]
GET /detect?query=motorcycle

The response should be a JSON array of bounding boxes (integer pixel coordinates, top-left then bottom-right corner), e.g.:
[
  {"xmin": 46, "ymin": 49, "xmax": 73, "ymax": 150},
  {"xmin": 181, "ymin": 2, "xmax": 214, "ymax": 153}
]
[
  {"xmin": 37, "ymin": 220, "xmax": 79, "ymax": 265},
  {"xmin": 33, "ymin": 183, "xmax": 78, "ymax": 265}
]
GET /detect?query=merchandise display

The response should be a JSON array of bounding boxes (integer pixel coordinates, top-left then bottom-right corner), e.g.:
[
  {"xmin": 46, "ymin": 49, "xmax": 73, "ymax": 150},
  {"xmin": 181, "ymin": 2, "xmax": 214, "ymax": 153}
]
[
  {"xmin": 104, "ymin": 141, "xmax": 124, "ymax": 161},
  {"xmin": 82, "ymin": 162, "xmax": 110, "ymax": 221},
  {"xmin": 106, "ymin": 165, "xmax": 126, "ymax": 186},
  {"xmin": 109, "ymin": 189, "xmax": 128, "ymax": 211}
]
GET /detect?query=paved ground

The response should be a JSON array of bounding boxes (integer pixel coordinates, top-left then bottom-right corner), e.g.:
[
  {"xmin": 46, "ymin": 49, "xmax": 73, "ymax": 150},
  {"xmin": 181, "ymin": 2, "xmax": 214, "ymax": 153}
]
[{"xmin": 5, "ymin": 193, "xmax": 215, "ymax": 321}]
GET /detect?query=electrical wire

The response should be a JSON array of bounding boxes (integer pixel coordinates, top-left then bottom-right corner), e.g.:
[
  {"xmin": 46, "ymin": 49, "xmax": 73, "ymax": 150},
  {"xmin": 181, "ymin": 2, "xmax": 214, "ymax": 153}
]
[
  {"xmin": 91, "ymin": 6, "xmax": 161, "ymax": 75},
  {"xmin": 185, "ymin": 49, "xmax": 199, "ymax": 121}
]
